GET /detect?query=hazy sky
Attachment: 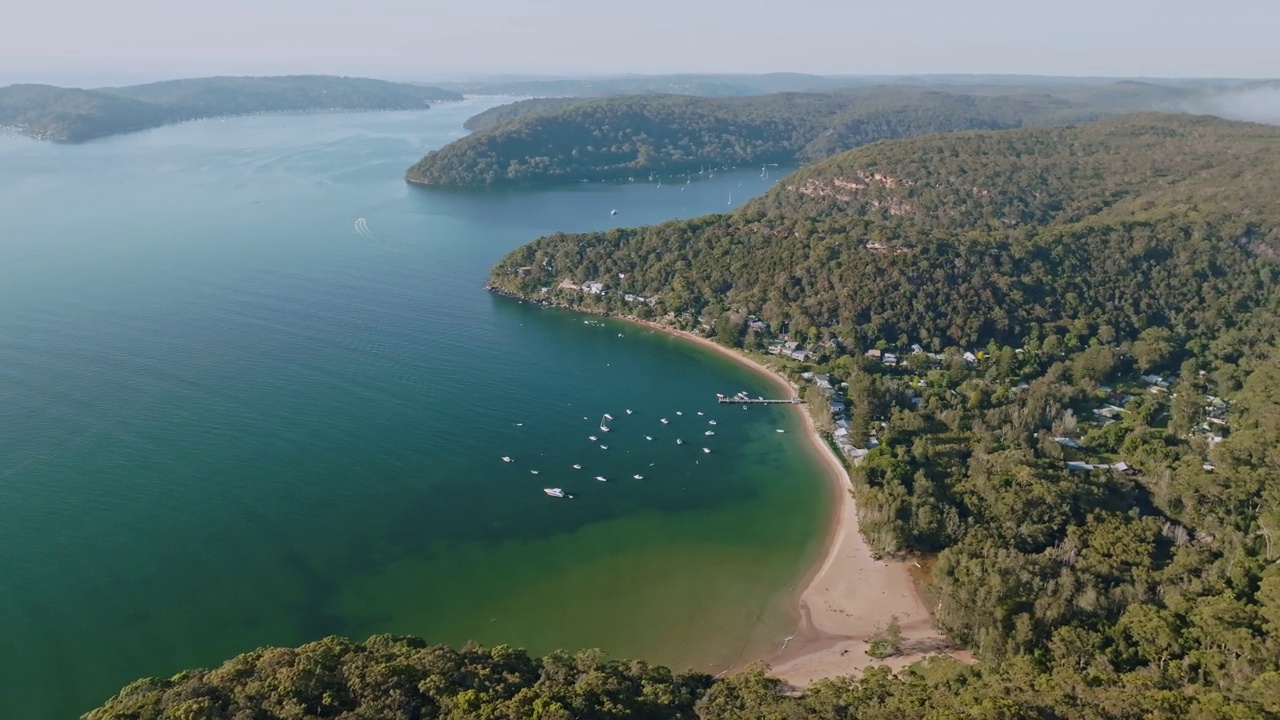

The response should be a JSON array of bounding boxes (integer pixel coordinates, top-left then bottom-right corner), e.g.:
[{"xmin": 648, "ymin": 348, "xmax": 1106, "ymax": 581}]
[{"xmin": 3, "ymin": 0, "xmax": 1276, "ymax": 85}]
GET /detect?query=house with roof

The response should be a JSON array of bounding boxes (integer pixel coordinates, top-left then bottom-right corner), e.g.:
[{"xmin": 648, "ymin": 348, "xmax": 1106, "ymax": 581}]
[{"xmin": 582, "ymin": 281, "xmax": 605, "ymax": 295}]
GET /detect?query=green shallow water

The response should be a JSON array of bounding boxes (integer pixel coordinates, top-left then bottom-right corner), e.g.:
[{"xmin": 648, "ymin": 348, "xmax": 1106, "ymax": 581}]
[{"xmin": 0, "ymin": 100, "xmax": 828, "ymax": 719}]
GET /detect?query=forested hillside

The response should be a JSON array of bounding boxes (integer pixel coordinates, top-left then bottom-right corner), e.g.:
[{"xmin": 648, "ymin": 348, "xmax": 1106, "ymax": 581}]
[
  {"xmin": 462, "ymin": 96, "xmax": 586, "ymax": 131},
  {"xmin": 490, "ymin": 114, "xmax": 1280, "ymax": 349},
  {"xmin": 406, "ymin": 88, "xmax": 1101, "ymax": 186},
  {"xmin": 0, "ymin": 75, "xmax": 461, "ymax": 142},
  {"xmin": 86, "ymin": 632, "xmax": 1278, "ymax": 718},
  {"xmin": 480, "ymin": 114, "xmax": 1280, "ymax": 714}
]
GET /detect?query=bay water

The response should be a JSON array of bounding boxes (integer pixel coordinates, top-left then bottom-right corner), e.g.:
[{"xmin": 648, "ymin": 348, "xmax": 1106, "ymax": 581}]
[{"xmin": 0, "ymin": 99, "xmax": 828, "ymax": 718}]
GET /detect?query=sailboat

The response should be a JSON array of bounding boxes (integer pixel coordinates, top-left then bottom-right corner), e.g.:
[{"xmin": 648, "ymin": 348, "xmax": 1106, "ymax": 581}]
[
  {"xmin": 600, "ymin": 414, "xmax": 611, "ymax": 432},
  {"xmin": 727, "ymin": 192, "xmax": 732, "ymax": 205}
]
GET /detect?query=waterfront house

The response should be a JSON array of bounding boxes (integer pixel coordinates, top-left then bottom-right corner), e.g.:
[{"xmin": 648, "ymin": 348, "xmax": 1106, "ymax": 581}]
[{"xmin": 583, "ymin": 281, "xmax": 605, "ymax": 295}]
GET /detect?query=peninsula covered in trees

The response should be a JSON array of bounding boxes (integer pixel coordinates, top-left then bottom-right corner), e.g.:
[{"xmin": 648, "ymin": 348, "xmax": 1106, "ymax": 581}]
[
  {"xmin": 478, "ymin": 114, "xmax": 1280, "ymax": 714},
  {"xmin": 406, "ymin": 87, "xmax": 1113, "ymax": 186},
  {"xmin": 0, "ymin": 75, "xmax": 461, "ymax": 142}
]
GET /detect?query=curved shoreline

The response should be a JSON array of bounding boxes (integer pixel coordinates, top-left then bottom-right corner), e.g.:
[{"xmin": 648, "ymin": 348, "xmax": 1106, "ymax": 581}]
[{"xmin": 598, "ymin": 314, "xmax": 951, "ymax": 683}]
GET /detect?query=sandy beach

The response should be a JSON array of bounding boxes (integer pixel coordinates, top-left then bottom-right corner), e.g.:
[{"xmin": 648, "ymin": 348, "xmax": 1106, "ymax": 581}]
[{"xmin": 624, "ymin": 318, "xmax": 951, "ymax": 684}]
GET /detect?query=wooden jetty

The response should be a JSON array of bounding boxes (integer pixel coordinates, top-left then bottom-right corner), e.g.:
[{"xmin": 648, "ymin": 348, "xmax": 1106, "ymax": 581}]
[{"xmin": 717, "ymin": 396, "xmax": 804, "ymax": 404}]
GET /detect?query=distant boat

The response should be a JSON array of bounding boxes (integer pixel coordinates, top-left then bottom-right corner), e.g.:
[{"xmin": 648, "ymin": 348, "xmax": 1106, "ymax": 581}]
[
  {"xmin": 705, "ymin": 431, "xmax": 715, "ymax": 436},
  {"xmin": 604, "ymin": 413, "xmax": 614, "ymax": 420},
  {"xmin": 600, "ymin": 414, "xmax": 611, "ymax": 432},
  {"xmin": 600, "ymin": 444, "xmax": 608, "ymax": 449},
  {"xmin": 703, "ymin": 448, "xmax": 711, "ymax": 454},
  {"xmin": 544, "ymin": 488, "xmax": 568, "ymax": 498},
  {"xmin": 660, "ymin": 418, "xmax": 669, "ymax": 424},
  {"xmin": 633, "ymin": 474, "xmax": 644, "ymax": 480},
  {"xmin": 530, "ymin": 470, "xmax": 540, "ymax": 475},
  {"xmin": 708, "ymin": 420, "xmax": 717, "ymax": 425},
  {"xmin": 501, "ymin": 456, "xmax": 513, "ymax": 463},
  {"xmin": 610, "ymin": 209, "xmax": 618, "ymax": 216},
  {"xmin": 596, "ymin": 476, "xmax": 608, "ymax": 482},
  {"xmin": 589, "ymin": 435, "xmax": 598, "ymax": 441},
  {"xmin": 573, "ymin": 464, "xmax": 582, "ymax": 469},
  {"xmin": 676, "ymin": 438, "xmax": 683, "ymax": 445},
  {"xmin": 776, "ymin": 429, "xmax": 785, "ymax": 433},
  {"xmin": 697, "ymin": 412, "xmax": 704, "ymax": 416},
  {"xmin": 676, "ymin": 411, "xmax": 683, "ymax": 416},
  {"xmin": 644, "ymin": 435, "xmax": 653, "ymax": 441},
  {"xmin": 626, "ymin": 409, "xmax": 633, "ymax": 415},
  {"xmin": 515, "ymin": 422, "xmax": 523, "ymax": 426},
  {"xmin": 728, "ymin": 192, "xmax": 732, "ymax": 205}
]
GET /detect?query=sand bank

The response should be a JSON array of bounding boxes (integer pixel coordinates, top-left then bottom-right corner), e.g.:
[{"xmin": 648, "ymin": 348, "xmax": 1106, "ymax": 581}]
[{"xmin": 621, "ymin": 318, "xmax": 951, "ymax": 684}]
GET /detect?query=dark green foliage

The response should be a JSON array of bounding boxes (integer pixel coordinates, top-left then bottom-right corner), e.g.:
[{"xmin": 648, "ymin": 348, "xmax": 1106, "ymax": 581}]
[
  {"xmin": 0, "ymin": 76, "xmax": 461, "ymax": 142},
  {"xmin": 489, "ymin": 114, "xmax": 1280, "ymax": 351},
  {"xmin": 463, "ymin": 97, "xmax": 588, "ymax": 131},
  {"xmin": 84, "ymin": 636, "xmax": 710, "ymax": 720},
  {"xmin": 407, "ymin": 87, "xmax": 1103, "ymax": 186},
  {"xmin": 476, "ymin": 113, "xmax": 1280, "ymax": 714}
]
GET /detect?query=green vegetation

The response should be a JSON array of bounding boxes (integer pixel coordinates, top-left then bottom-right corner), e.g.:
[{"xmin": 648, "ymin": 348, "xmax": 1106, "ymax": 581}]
[
  {"xmin": 478, "ymin": 114, "xmax": 1280, "ymax": 714},
  {"xmin": 86, "ymin": 633, "xmax": 1278, "ymax": 718},
  {"xmin": 462, "ymin": 97, "xmax": 587, "ymax": 131},
  {"xmin": 0, "ymin": 75, "xmax": 461, "ymax": 142},
  {"xmin": 407, "ymin": 87, "xmax": 1103, "ymax": 186}
]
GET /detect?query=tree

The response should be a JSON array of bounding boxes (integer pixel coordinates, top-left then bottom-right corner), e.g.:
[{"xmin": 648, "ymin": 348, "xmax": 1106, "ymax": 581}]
[{"xmin": 867, "ymin": 615, "xmax": 904, "ymax": 659}]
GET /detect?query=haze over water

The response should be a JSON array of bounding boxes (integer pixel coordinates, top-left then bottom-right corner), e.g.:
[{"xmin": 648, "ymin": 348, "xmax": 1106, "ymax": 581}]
[{"xmin": 0, "ymin": 99, "xmax": 828, "ymax": 719}]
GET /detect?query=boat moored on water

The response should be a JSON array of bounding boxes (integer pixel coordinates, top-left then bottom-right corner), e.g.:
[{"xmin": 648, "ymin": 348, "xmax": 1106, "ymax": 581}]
[
  {"xmin": 501, "ymin": 456, "xmax": 513, "ymax": 462},
  {"xmin": 573, "ymin": 464, "xmax": 582, "ymax": 469},
  {"xmin": 705, "ymin": 431, "xmax": 715, "ymax": 436},
  {"xmin": 544, "ymin": 488, "xmax": 568, "ymax": 498},
  {"xmin": 633, "ymin": 474, "xmax": 644, "ymax": 479},
  {"xmin": 702, "ymin": 448, "xmax": 711, "ymax": 453},
  {"xmin": 595, "ymin": 476, "xmax": 607, "ymax": 482},
  {"xmin": 660, "ymin": 418, "xmax": 669, "ymax": 424}
]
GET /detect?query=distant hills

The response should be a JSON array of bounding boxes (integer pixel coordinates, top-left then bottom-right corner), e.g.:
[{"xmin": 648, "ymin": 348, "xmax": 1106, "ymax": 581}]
[
  {"xmin": 489, "ymin": 113, "xmax": 1280, "ymax": 349},
  {"xmin": 406, "ymin": 87, "xmax": 1108, "ymax": 186},
  {"xmin": 0, "ymin": 75, "xmax": 462, "ymax": 142}
]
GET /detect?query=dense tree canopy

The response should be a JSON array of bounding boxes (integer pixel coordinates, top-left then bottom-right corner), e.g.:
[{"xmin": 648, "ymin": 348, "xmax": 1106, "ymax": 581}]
[
  {"xmin": 406, "ymin": 87, "xmax": 1106, "ymax": 186},
  {"xmin": 490, "ymin": 114, "xmax": 1280, "ymax": 350},
  {"xmin": 0, "ymin": 76, "xmax": 461, "ymax": 142},
  {"xmin": 474, "ymin": 113, "xmax": 1280, "ymax": 717}
]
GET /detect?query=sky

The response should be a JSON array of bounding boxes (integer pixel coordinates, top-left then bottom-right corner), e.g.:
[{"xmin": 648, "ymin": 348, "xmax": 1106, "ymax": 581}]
[{"xmin": 2, "ymin": 0, "xmax": 1277, "ymax": 86}]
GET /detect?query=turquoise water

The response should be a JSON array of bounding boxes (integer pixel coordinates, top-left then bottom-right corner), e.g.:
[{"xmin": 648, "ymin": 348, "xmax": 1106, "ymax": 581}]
[{"xmin": 0, "ymin": 100, "xmax": 828, "ymax": 719}]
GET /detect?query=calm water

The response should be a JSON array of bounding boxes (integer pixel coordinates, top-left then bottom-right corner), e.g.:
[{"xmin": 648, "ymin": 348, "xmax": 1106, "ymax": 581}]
[{"xmin": 0, "ymin": 99, "xmax": 828, "ymax": 719}]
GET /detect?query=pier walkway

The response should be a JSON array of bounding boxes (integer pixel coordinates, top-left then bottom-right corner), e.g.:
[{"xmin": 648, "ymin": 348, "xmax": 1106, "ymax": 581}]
[{"xmin": 717, "ymin": 396, "xmax": 804, "ymax": 404}]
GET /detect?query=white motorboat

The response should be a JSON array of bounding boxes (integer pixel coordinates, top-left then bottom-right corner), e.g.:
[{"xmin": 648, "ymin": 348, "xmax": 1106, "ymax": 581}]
[
  {"xmin": 589, "ymin": 435, "xmax": 598, "ymax": 441},
  {"xmin": 660, "ymin": 418, "xmax": 669, "ymax": 424},
  {"xmin": 776, "ymin": 429, "xmax": 785, "ymax": 433},
  {"xmin": 595, "ymin": 476, "xmax": 608, "ymax": 482},
  {"xmin": 501, "ymin": 456, "xmax": 513, "ymax": 463},
  {"xmin": 705, "ymin": 431, "xmax": 715, "ymax": 436},
  {"xmin": 702, "ymin": 448, "xmax": 711, "ymax": 453},
  {"xmin": 600, "ymin": 444, "xmax": 608, "ymax": 450},
  {"xmin": 572, "ymin": 464, "xmax": 582, "ymax": 469},
  {"xmin": 530, "ymin": 470, "xmax": 540, "ymax": 475},
  {"xmin": 626, "ymin": 409, "xmax": 633, "ymax": 414},
  {"xmin": 544, "ymin": 488, "xmax": 567, "ymax": 498},
  {"xmin": 676, "ymin": 438, "xmax": 683, "ymax": 445},
  {"xmin": 708, "ymin": 420, "xmax": 717, "ymax": 425},
  {"xmin": 644, "ymin": 435, "xmax": 653, "ymax": 441},
  {"xmin": 633, "ymin": 474, "xmax": 644, "ymax": 480}
]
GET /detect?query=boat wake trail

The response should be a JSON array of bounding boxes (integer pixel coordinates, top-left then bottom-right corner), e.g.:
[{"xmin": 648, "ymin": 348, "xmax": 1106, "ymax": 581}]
[{"xmin": 354, "ymin": 217, "xmax": 373, "ymax": 236}]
